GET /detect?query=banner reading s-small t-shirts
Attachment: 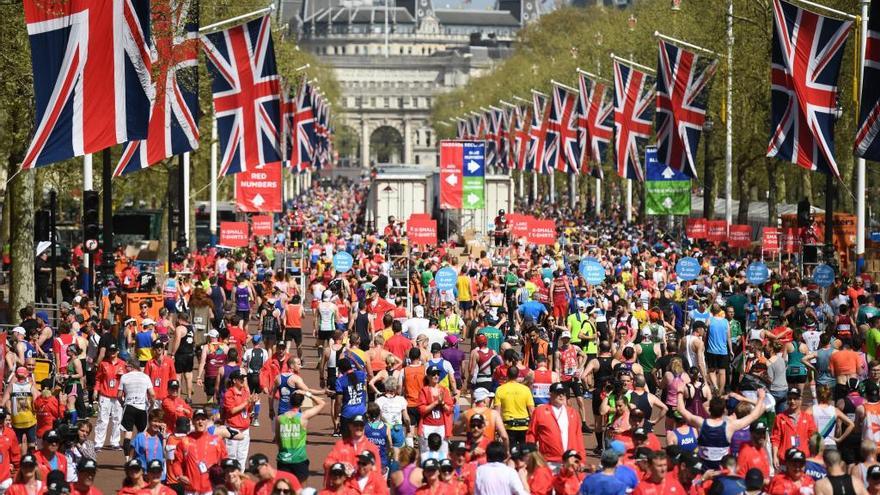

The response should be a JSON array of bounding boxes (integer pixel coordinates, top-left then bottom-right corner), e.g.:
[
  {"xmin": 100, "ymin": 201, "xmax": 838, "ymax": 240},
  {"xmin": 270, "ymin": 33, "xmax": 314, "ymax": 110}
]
[
  {"xmin": 251, "ymin": 215, "xmax": 273, "ymax": 237},
  {"xmin": 528, "ymin": 219, "xmax": 556, "ymax": 245},
  {"xmin": 235, "ymin": 162, "xmax": 282, "ymax": 212},
  {"xmin": 219, "ymin": 222, "xmax": 249, "ymax": 247},
  {"xmin": 407, "ymin": 217, "xmax": 437, "ymax": 246},
  {"xmin": 762, "ymin": 227, "xmax": 781, "ymax": 253}
]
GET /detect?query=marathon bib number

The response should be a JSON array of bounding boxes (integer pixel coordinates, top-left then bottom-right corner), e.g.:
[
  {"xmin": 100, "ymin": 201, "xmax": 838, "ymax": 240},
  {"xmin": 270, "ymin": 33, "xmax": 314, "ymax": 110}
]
[
  {"xmin": 198, "ymin": 461, "xmax": 208, "ymax": 474},
  {"xmin": 431, "ymin": 409, "xmax": 441, "ymax": 420},
  {"xmin": 155, "ymin": 378, "xmax": 161, "ymax": 387},
  {"xmin": 186, "ymin": 337, "xmax": 193, "ymax": 344},
  {"xmin": 109, "ymin": 379, "xmax": 116, "ymax": 388}
]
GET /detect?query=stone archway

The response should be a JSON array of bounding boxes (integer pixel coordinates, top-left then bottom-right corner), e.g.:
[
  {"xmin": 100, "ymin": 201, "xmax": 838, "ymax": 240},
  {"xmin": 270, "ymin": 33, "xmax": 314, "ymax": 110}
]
[{"xmin": 370, "ymin": 125, "xmax": 404, "ymax": 164}]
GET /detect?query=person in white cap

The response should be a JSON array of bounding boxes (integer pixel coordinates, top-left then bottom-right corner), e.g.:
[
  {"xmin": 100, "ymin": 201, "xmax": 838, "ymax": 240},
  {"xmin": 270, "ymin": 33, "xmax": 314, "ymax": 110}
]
[
  {"xmin": 5, "ymin": 327, "xmax": 32, "ymax": 376},
  {"xmin": 455, "ymin": 388, "xmax": 509, "ymax": 448},
  {"xmin": 402, "ymin": 306, "xmax": 430, "ymax": 341}
]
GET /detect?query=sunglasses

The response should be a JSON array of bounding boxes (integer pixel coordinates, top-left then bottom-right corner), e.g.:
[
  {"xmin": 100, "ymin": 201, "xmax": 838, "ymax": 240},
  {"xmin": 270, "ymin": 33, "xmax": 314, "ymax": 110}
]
[
  {"xmin": 273, "ymin": 489, "xmax": 293, "ymax": 495},
  {"xmin": 440, "ymin": 467, "xmax": 454, "ymax": 473}
]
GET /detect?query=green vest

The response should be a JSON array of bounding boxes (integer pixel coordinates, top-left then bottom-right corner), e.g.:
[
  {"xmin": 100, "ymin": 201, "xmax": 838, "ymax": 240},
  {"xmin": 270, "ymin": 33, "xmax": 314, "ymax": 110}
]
[{"xmin": 277, "ymin": 413, "xmax": 307, "ymax": 464}]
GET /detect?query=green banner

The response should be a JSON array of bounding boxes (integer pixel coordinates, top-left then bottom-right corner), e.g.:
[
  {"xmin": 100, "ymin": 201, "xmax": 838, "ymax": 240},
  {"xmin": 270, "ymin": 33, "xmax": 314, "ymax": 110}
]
[
  {"xmin": 646, "ymin": 180, "xmax": 691, "ymax": 216},
  {"xmin": 463, "ymin": 176, "xmax": 485, "ymax": 209}
]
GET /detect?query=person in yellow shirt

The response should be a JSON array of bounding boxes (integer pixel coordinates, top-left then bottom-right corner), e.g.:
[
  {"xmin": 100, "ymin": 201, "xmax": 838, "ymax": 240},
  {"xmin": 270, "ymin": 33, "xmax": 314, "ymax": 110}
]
[
  {"xmin": 493, "ymin": 366, "xmax": 534, "ymax": 446},
  {"xmin": 456, "ymin": 267, "xmax": 474, "ymax": 322}
]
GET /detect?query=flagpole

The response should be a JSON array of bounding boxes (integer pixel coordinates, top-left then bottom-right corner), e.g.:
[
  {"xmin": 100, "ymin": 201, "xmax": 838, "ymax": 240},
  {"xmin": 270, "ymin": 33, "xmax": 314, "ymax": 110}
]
[
  {"xmin": 570, "ymin": 175, "xmax": 576, "ymax": 208},
  {"xmin": 857, "ymin": 0, "xmax": 869, "ymax": 266},
  {"xmin": 198, "ymin": 3, "xmax": 276, "ymax": 33},
  {"xmin": 83, "ymin": 154, "xmax": 93, "ymax": 297},
  {"xmin": 653, "ymin": 31, "xmax": 720, "ymax": 57},
  {"xmin": 725, "ymin": 0, "xmax": 734, "ymax": 228},
  {"xmin": 210, "ymin": 118, "xmax": 218, "ymax": 245},
  {"xmin": 627, "ymin": 180, "xmax": 632, "ymax": 224},
  {"xmin": 183, "ymin": 152, "xmax": 191, "ymax": 247},
  {"xmin": 550, "ymin": 171, "xmax": 555, "ymax": 204},
  {"xmin": 595, "ymin": 178, "xmax": 601, "ymax": 218}
]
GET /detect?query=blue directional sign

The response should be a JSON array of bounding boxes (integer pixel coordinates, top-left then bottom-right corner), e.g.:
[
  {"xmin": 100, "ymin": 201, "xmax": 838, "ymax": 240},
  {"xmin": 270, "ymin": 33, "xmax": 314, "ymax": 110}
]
[
  {"xmin": 579, "ymin": 260, "xmax": 606, "ymax": 286},
  {"xmin": 746, "ymin": 262, "xmax": 770, "ymax": 285},
  {"xmin": 813, "ymin": 264, "xmax": 835, "ymax": 288},
  {"xmin": 435, "ymin": 267, "xmax": 458, "ymax": 291},
  {"xmin": 462, "ymin": 142, "xmax": 485, "ymax": 209},
  {"xmin": 675, "ymin": 257, "xmax": 701, "ymax": 281},
  {"xmin": 333, "ymin": 252, "xmax": 354, "ymax": 273},
  {"xmin": 462, "ymin": 142, "xmax": 485, "ymax": 177}
]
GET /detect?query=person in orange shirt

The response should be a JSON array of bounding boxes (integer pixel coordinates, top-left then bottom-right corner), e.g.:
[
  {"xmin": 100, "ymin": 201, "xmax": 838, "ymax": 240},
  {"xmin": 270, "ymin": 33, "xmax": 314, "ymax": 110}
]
[
  {"xmin": 830, "ymin": 339, "xmax": 866, "ymax": 400},
  {"xmin": 34, "ymin": 383, "xmax": 64, "ymax": 440},
  {"xmin": 177, "ymin": 409, "xmax": 228, "ymax": 495},
  {"xmin": 161, "ymin": 380, "xmax": 192, "ymax": 434},
  {"xmin": 345, "ymin": 451, "xmax": 388, "ymax": 495},
  {"xmin": 319, "ymin": 463, "xmax": 357, "ymax": 495},
  {"xmin": 94, "ymin": 343, "xmax": 125, "ymax": 450},
  {"xmin": 34, "ymin": 429, "xmax": 67, "ymax": 480},
  {"xmin": 284, "ymin": 295, "xmax": 304, "ymax": 360},
  {"xmin": 223, "ymin": 370, "xmax": 256, "ymax": 468},
  {"xmin": 144, "ymin": 342, "xmax": 177, "ymax": 404}
]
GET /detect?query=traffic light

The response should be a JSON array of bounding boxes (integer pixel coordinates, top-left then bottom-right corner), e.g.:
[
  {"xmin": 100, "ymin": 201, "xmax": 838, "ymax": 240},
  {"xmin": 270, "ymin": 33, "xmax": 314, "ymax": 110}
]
[
  {"xmin": 83, "ymin": 191, "xmax": 100, "ymax": 249},
  {"xmin": 797, "ymin": 198, "xmax": 811, "ymax": 229}
]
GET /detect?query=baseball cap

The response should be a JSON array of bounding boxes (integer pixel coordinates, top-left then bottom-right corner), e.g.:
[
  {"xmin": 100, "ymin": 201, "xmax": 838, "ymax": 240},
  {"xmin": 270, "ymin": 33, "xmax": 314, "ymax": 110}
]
[
  {"xmin": 439, "ymin": 458, "xmax": 454, "ymax": 470},
  {"xmin": 124, "ymin": 318, "xmax": 137, "ymax": 326},
  {"xmin": 247, "ymin": 454, "xmax": 270, "ymax": 474},
  {"xmin": 175, "ymin": 417, "xmax": 191, "ymax": 433},
  {"xmin": 745, "ymin": 468, "xmax": 764, "ymax": 490},
  {"xmin": 125, "ymin": 459, "xmax": 143, "ymax": 471},
  {"xmin": 750, "ymin": 421, "xmax": 768, "ymax": 434},
  {"xmin": 192, "ymin": 408, "xmax": 210, "ymax": 419},
  {"xmin": 785, "ymin": 448, "xmax": 806, "ymax": 462},
  {"xmin": 329, "ymin": 463, "xmax": 347, "ymax": 475},
  {"xmin": 510, "ymin": 444, "xmax": 527, "ymax": 460},
  {"xmin": 107, "ymin": 342, "xmax": 119, "ymax": 352},
  {"xmin": 207, "ymin": 329, "xmax": 220, "ymax": 338},
  {"xmin": 0, "ymin": 407, "xmax": 9, "ymax": 419},
  {"xmin": 426, "ymin": 365, "xmax": 442, "ymax": 376},
  {"xmin": 866, "ymin": 381, "xmax": 880, "ymax": 402},
  {"xmin": 43, "ymin": 430, "xmax": 61, "ymax": 443},
  {"xmin": 633, "ymin": 427, "xmax": 648, "ymax": 439},
  {"xmin": 473, "ymin": 388, "xmax": 494, "ymax": 402},
  {"xmin": 46, "ymin": 470, "xmax": 69, "ymax": 493},
  {"xmin": 560, "ymin": 331, "xmax": 572, "ymax": 339},
  {"xmin": 788, "ymin": 387, "xmax": 802, "ymax": 398},
  {"xmin": 634, "ymin": 447, "xmax": 653, "ymax": 462},
  {"xmin": 681, "ymin": 453, "xmax": 704, "ymax": 473},
  {"xmin": 445, "ymin": 334, "xmax": 459, "ymax": 346},
  {"xmin": 549, "ymin": 382, "xmax": 567, "ymax": 395},
  {"xmin": 12, "ymin": 326, "xmax": 25, "ymax": 335},
  {"xmin": 469, "ymin": 413, "xmax": 486, "ymax": 426},
  {"xmin": 15, "ymin": 366, "xmax": 27, "ymax": 377},
  {"xmin": 21, "ymin": 454, "xmax": 37, "ymax": 466},
  {"xmin": 141, "ymin": 318, "xmax": 156, "ymax": 327},
  {"xmin": 77, "ymin": 458, "xmax": 97, "ymax": 472},
  {"xmin": 563, "ymin": 449, "xmax": 582, "ymax": 460},
  {"xmin": 449, "ymin": 440, "xmax": 468, "ymax": 452},
  {"xmin": 869, "ymin": 465, "xmax": 880, "ymax": 480},
  {"xmin": 168, "ymin": 379, "xmax": 180, "ymax": 389},
  {"xmin": 221, "ymin": 458, "xmax": 241, "ymax": 471},
  {"xmin": 252, "ymin": 334, "xmax": 263, "ymax": 344},
  {"xmin": 151, "ymin": 339, "xmax": 165, "ymax": 348},
  {"xmin": 357, "ymin": 451, "xmax": 375, "ymax": 464},
  {"xmin": 350, "ymin": 414, "xmax": 366, "ymax": 425},
  {"xmin": 422, "ymin": 458, "xmax": 440, "ymax": 470},
  {"xmin": 146, "ymin": 459, "xmax": 163, "ymax": 473},
  {"xmin": 609, "ymin": 440, "xmax": 626, "ymax": 455}
]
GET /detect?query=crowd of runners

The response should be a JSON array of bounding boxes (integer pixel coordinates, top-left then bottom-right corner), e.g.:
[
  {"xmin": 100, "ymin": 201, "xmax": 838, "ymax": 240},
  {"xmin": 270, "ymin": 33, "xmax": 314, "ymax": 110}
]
[{"xmin": 1, "ymin": 176, "xmax": 879, "ymax": 494}]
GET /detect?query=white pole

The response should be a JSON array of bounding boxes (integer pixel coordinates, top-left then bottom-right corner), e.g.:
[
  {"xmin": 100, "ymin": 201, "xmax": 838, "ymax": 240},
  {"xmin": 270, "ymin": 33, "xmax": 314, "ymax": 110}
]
[
  {"xmin": 570, "ymin": 174, "xmax": 577, "ymax": 208},
  {"xmin": 724, "ymin": 0, "xmax": 733, "ymax": 227},
  {"xmin": 549, "ymin": 172, "xmax": 555, "ymax": 203},
  {"xmin": 518, "ymin": 172, "xmax": 524, "ymax": 199},
  {"xmin": 210, "ymin": 118, "xmax": 218, "ymax": 240},
  {"xmin": 626, "ymin": 179, "xmax": 632, "ymax": 223},
  {"xmin": 183, "ymin": 152, "xmax": 191, "ymax": 246},
  {"xmin": 83, "ymin": 154, "xmax": 93, "ymax": 190},
  {"xmin": 531, "ymin": 171, "xmax": 538, "ymax": 202},
  {"xmin": 595, "ymin": 178, "xmax": 601, "ymax": 217},
  {"xmin": 857, "ymin": 0, "xmax": 870, "ymax": 261}
]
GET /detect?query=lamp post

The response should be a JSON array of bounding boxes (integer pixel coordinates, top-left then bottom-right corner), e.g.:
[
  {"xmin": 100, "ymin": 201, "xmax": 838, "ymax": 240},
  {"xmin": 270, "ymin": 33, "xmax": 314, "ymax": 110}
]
[
  {"xmin": 702, "ymin": 116, "xmax": 715, "ymax": 220},
  {"xmin": 595, "ymin": 31, "xmax": 603, "ymax": 218}
]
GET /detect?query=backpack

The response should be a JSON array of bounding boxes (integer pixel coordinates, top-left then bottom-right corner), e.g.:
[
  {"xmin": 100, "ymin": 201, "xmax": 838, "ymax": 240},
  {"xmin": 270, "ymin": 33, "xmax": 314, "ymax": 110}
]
[{"xmin": 247, "ymin": 349, "xmax": 265, "ymax": 374}]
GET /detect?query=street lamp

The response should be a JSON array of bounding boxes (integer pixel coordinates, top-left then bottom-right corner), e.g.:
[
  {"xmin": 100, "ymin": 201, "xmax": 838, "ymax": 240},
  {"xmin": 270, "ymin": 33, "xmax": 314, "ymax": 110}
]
[{"xmin": 702, "ymin": 116, "xmax": 715, "ymax": 220}]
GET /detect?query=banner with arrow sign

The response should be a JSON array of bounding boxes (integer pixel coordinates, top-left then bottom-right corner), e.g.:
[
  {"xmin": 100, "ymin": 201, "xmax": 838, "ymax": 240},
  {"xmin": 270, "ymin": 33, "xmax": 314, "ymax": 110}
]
[
  {"xmin": 439, "ymin": 141, "xmax": 464, "ymax": 209},
  {"xmin": 235, "ymin": 162, "xmax": 282, "ymax": 212},
  {"xmin": 462, "ymin": 142, "xmax": 485, "ymax": 209},
  {"xmin": 439, "ymin": 140, "xmax": 485, "ymax": 210},
  {"xmin": 644, "ymin": 146, "xmax": 691, "ymax": 216}
]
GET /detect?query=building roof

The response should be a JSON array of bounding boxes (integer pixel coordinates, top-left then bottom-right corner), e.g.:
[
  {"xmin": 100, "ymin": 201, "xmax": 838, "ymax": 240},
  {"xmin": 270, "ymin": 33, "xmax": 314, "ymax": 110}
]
[
  {"xmin": 305, "ymin": 6, "xmax": 416, "ymax": 24},
  {"xmin": 433, "ymin": 8, "xmax": 520, "ymax": 26}
]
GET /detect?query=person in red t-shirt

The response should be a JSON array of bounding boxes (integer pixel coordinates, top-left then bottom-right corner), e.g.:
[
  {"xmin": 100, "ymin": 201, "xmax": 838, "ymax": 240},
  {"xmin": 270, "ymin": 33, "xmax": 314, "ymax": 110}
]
[
  {"xmin": 223, "ymin": 370, "xmax": 256, "ymax": 468},
  {"xmin": 71, "ymin": 458, "xmax": 103, "ymax": 495},
  {"xmin": 139, "ymin": 459, "xmax": 176, "ymax": 495},
  {"xmin": 34, "ymin": 385, "xmax": 64, "ymax": 440},
  {"xmin": 34, "ymin": 429, "xmax": 68, "ymax": 481},
  {"xmin": 178, "ymin": 409, "xmax": 228, "ymax": 494},
  {"xmin": 768, "ymin": 448, "xmax": 814, "ymax": 495},
  {"xmin": 320, "ymin": 463, "xmax": 357, "ymax": 495},
  {"xmin": 247, "ymin": 453, "xmax": 303, "ymax": 495},
  {"xmin": 345, "ymin": 451, "xmax": 388, "ymax": 495},
  {"xmin": 737, "ymin": 422, "xmax": 771, "ymax": 479},
  {"xmin": 384, "ymin": 323, "xmax": 413, "ymax": 361},
  {"xmin": 553, "ymin": 450, "xmax": 586, "ymax": 495},
  {"xmin": 633, "ymin": 451, "xmax": 686, "ymax": 495},
  {"xmin": 94, "ymin": 344, "xmax": 126, "ymax": 449},
  {"xmin": 161, "ymin": 380, "xmax": 192, "ymax": 434},
  {"xmin": 144, "ymin": 343, "xmax": 177, "ymax": 403}
]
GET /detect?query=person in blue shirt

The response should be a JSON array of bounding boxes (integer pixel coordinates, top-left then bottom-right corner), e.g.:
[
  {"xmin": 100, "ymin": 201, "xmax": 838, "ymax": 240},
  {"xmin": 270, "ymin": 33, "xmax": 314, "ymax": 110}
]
[
  {"xmin": 706, "ymin": 311, "xmax": 731, "ymax": 391},
  {"xmin": 129, "ymin": 409, "xmax": 166, "ymax": 480},
  {"xmin": 579, "ymin": 449, "xmax": 628, "ymax": 495},
  {"xmin": 517, "ymin": 298, "xmax": 548, "ymax": 325},
  {"xmin": 335, "ymin": 357, "xmax": 367, "ymax": 433}
]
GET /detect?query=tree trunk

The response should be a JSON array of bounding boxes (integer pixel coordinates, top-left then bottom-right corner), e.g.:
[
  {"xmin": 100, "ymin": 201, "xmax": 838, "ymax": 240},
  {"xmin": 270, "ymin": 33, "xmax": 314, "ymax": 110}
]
[
  {"xmin": 767, "ymin": 160, "xmax": 779, "ymax": 225},
  {"xmin": 736, "ymin": 165, "xmax": 751, "ymax": 225},
  {"xmin": 10, "ymin": 167, "xmax": 35, "ymax": 313}
]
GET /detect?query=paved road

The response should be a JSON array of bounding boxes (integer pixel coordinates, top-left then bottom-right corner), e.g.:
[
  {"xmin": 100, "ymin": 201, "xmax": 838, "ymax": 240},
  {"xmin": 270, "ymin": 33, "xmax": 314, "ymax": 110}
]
[{"xmin": 91, "ymin": 312, "xmax": 606, "ymax": 493}]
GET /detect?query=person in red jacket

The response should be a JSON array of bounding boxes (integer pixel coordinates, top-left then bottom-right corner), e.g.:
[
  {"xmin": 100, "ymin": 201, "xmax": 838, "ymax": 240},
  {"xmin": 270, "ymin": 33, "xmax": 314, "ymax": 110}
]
[
  {"xmin": 94, "ymin": 343, "xmax": 126, "ymax": 449},
  {"xmin": 737, "ymin": 421, "xmax": 771, "ymax": 479},
  {"xmin": 0, "ymin": 407, "xmax": 21, "ymax": 478},
  {"xmin": 439, "ymin": 458, "xmax": 468, "ymax": 495},
  {"xmin": 768, "ymin": 448, "xmax": 814, "ymax": 495},
  {"xmin": 247, "ymin": 453, "xmax": 303, "ymax": 495},
  {"xmin": 345, "ymin": 451, "xmax": 388, "ymax": 495},
  {"xmin": 324, "ymin": 415, "xmax": 382, "ymax": 485},
  {"xmin": 7, "ymin": 454, "xmax": 40, "ymax": 495},
  {"xmin": 770, "ymin": 388, "xmax": 816, "ymax": 469},
  {"xmin": 161, "ymin": 380, "xmax": 192, "ymax": 434},
  {"xmin": 633, "ymin": 451, "xmax": 687, "ymax": 495},
  {"xmin": 448, "ymin": 441, "xmax": 477, "ymax": 494},
  {"xmin": 417, "ymin": 366, "xmax": 454, "ymax": 454},
  {"xmin": 33, "ymin": 385, "xmax": 64, "ymax": 443},
  {"xmin": 553, "ymin": 450, "xmax": 586, "ymax": 495},
  {"xmin": 34, "ymin": 429, "xmax": 68, "ymax": 481},
  {"xmin": 220, "ymin": 458, "xmax": 256, "ymax": 495},
  {"xmin": 140, "ymin": 459, "xmax": 176, "ymax": 495},
  {"xmin": 511, "ymin": 444, "xmax": 552, "ymax": 495},
  {"xmin": 526, "ymin": 383, "xmax": 586, "ymax": 466},
  {"xmin": 144, "ymin": 342, "xmax": 177, "ymax": 404},
  {"xmin": 320, "ymin": 463, "xmax": 357, "ymax": 495},
  {"xmin": 71, "ymin": 458, "xmax": 103, "ymax": 495},
  {"xmin": 177, "ymin": 408, "xmax": 227, "ymax": 495}
]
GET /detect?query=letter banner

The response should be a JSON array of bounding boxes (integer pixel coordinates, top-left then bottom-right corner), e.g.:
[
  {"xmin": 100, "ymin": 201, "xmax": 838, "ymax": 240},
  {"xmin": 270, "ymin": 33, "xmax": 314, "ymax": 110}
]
[
  {"xmin": 219, "ymin": 222, "xmax": 249, "ymax": 247},
  {"xmin": 645, "ymin": 147, "xmax": 691, "ymax": 216},
  {"xmin": 706, "ymin": 220, "xmax": 728, "ymax": 243},
  {"xmin": 527, "ymin": 219, "xmax": 557, "ymax": 245},
  {"xmin": 408, "ymin": 213, "xmax": 431, "ymax": 221},
  {"xmin": 440, "ymin": 140, "xmax": 464, "ymax": 209},
  {"xmin": 762, "ymin": 227, "xmax": 781, "ymax": 253},
  {"xmin": 782, "ymin": 227, "xmax": 800, "ymax": 254},
  {"xmin": 407, "ymin": 217, "xmax": 438, "ymax": 246},
  {"xmin": 728, "ymin": 224, "xmax": 752, "ymax": 248},
  {"xmin": 235, "ymin": 162, "xmax": 282, "ymax": 212},
  {"xmin": 508, "ymin": 213, "xmax": 531, "ymax": 239},
  {"xmin": 685, "ymin": 218, "xmax": 707, "ymax": 239},
  {"xmin": 251, "ymin": 215, "xmax": 273, "ymax": 237}
]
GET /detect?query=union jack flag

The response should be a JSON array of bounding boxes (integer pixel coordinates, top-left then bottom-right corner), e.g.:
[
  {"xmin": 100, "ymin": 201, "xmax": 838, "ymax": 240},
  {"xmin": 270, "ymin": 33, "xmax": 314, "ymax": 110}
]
[
  {"xmin": 856, "ymin": 0, "xmax": 880, "ymax": 160},
  {"xmin": 116, "ymin": 0, "xmax": 200, "ymax": 176},
  {"xmin": 577, "ymin": 72, "xmax": 613, "ymax": 179},
  {"xmin": 527, "ymin": 92, "xmax": 552, "ymax": 173},
  {"xmin": 285, "ymin": 78, "xmax": 317, "ymax": 170},
  {"xmin": 22, "ymin": 0, "xmax": 153, "ymax": 169},
  {"xmin": 513, "ymin": 104, "xmax": 531, "ymax": 171},
  {"xmin": 202, "ymin": 15, "xmax": 281, "ymax": 176},
  {"xmin": 767, "ymin": 0, "xmax": 852, "ymax": 177},
  {"xmin": 500, "ymin": 106, "xmax": 515, "ymax": 169},
  {"xmin": 312, "ymin": 93, "xmax": 332, "ymax": 168},
  {"xmin": 484, "ymin": 108, "xmax": 498, "ymax": 169},
  {"xmin": 655, "ymin": 40, "xmax": 717, "ymax": 179},
  {"xmin": 491, "ymin": 107, "xmax": 507, "ymax": 169},
  {"xmin": 613, "ymin": 60, "xmax": 655, "ymax": 182},
  {"xmin": 546, "ymin": 85, "xmax": 581, "ymax": 174}
]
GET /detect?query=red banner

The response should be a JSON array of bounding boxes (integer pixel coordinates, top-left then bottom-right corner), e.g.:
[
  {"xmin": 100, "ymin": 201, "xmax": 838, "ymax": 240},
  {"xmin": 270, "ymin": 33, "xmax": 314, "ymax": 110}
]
[
  {"xmin": 762, "ymin": 227, "xmax": 781, "ymax": 253},
  {"xmin": 527, "ymin": 219, "xmax": 557, "ymax": 245},
  {"xmin": 727, "ymin": 224, "xmax": 752, "ymax": 248},
  {"xmin": 781, "ymin": 227, "xmax": 800, "ymax": 254},
  {"xmin": 219, "ymin": 222, "xmax": 249, "ymax": 247},
  {"xmin": 235, "ymin": 162, "xmax": 282, "ymax": 212},
  {"xmin": 706, "ymin": 220, "xmax": 728, "ymax": 243},
  {"xmin": 251, "ymin": 215, "xmax": 273, "ymax": 237},
  {"xmin": 408, "ymin": 213, "xmax": 431, "ymax": 222},
  {"xmin": 685, "ymin": 218, "xmax": 707, "ymax": 239},
  {"xmin": 407, "ymin": 218, "xmax": 437, "ymax": 246},
  {"xmin": 439, "ymin": 141, "xmax": 463, "ymax": 209},
  {"xmin": 508, "ymin": 213, "xmax": 531, "ymax": 239}
]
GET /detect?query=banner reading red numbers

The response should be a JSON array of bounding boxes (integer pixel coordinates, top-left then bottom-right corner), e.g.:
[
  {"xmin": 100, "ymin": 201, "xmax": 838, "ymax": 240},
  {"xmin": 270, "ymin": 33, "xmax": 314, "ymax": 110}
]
[
  {"xmin": 727, "ymin": 225, "xmax": 752, "ymax": 248},
  {"xmin": 685, "ymin": 218, "xmax": 707, "ymax": 239},
  {"xmin": 407, "ymin": 217, "xmax": 437, "ymax": 246},
  {"xmin": 439, "ymin": 141, "xmax": 463, "ymax": 209},
  {"xmin": 706, "ymin": 220, "xmax": 728, "ymax": 243},
  {"xmin": 219, "ymin": 222, "xmax": 249, "ymax": 247},
  {"xmin": 235, "ymin": 162, "xmax": 282, "ymax": 212},
  {"xmin": 762, "ymin": 227, "xmax": 781, "ymax": 253},
  {"xmin": 528, "ymin": 218, "xmax": 557, "ymax": 245},
  {"xmin": 251, "ymin": 215, "xmax": 273, "ymax": 237}
]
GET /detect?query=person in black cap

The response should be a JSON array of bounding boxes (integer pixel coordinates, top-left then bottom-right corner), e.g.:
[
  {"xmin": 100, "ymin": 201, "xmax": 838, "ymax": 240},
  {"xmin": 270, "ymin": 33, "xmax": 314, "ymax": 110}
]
[
  {"xmin": 323, "ymin": 462, "xmax": 350, "ymax": 494},
  {"xmin": 418, "ymin": 458, "xmax": 444, "ymax": 492},
  {"xmin": 743, "ymin": 468, "xmax": 764, "ymax": 494},
  {"xmin": 439, "ymin": 457, "xmax": 465, "ymax": 492},
  {"xmin": 770, "ymin": 387, "xmax": 812, "ymax": 468},
  {"xmin": 220, "ymin": 458, "xmax": 255, "ymax": 495},
  {"xmin": 176, "ymin": 408, "xmax": 226, "ymax": 494},
  {"xmin": 247, "ymin": 453, "xmax": 302, "ymax": 495},
  {"xmin": 676, "ymin": 454, "xmax": 705, "ymax": 494},
  {"xmin": 120, "ymin": 458, "xmax": 146, "ymax": 493},
  {"xmin": 447, "ymin": 440, "xmax": 477, "ymax": 492},
  {"xmin": 865, "ymin": 464, "xmax": 880, "ymax": 494},
  {"xmin": 736, "ymin": 421, "xmax": 771, "ymax": 480},
  {"xmin": 45, "ymin": 469, "xmax": 70, "ymax": 495},
  {"xmin": 160, "ymin": 379, "xmax": 192, "ymax": 434},
  {"xmin": 768, "ymin": 448, "xmax": 814, "ymax": 494},
  {"xmin": 142, "ymin": 459, "xmax": 173, "ymax": 495},
  {"xmin": 348, "ymin": 450, "xmax": 387, "ymax": 494},
  {"xmin": 527, "ymin": 382, "xmax": 586, "ymax": 467},
  {"xmin": 553, "ymin": 449, "xmax": 585, "ymax": 495},
  {"xmin": 323, "ymin": 413, "xmax": 383, "ymax": 476},
  {"xmin": 35, "ymin": 429, "xmax": 69, "ymax": 479},
  {"xmin": 10, "ymin": 454, "xmax": 39, "ymax": 492},
  {"xmin": 71, "ymin": 458, "xmax": 98, "ymax": 495}
]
